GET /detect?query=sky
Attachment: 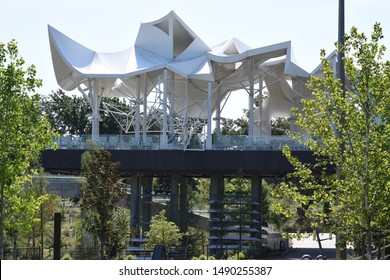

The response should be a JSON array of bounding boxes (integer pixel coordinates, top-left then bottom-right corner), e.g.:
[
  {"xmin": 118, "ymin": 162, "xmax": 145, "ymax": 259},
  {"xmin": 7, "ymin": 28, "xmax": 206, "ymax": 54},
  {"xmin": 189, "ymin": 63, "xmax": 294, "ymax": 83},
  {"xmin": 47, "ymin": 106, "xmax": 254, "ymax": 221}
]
[{"xmin": 1, "ymin": 0, "xmax": 390, "ymax": 118}]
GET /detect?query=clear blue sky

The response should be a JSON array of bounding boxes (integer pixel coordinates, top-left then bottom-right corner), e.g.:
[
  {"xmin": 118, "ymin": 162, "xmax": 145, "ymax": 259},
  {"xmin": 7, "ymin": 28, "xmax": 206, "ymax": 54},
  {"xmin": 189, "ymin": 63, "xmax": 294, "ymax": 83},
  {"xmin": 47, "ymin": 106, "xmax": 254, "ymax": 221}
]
[{"xmin": 1, "ymin": 0, "xmax": 390, "ymax": 118}]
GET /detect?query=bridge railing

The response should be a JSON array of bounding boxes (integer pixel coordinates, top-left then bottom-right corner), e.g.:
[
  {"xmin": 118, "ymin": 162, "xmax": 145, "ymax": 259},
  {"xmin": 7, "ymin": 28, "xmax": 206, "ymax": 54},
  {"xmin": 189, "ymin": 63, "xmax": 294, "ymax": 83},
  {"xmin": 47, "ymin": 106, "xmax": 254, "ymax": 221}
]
[
  {"xmin": 52, "ymin": 134, "xmax": 310, "ymax": 151},
  {"xmin": 212, "ymin": 135, "xmax": 309, "ymax": 151}
]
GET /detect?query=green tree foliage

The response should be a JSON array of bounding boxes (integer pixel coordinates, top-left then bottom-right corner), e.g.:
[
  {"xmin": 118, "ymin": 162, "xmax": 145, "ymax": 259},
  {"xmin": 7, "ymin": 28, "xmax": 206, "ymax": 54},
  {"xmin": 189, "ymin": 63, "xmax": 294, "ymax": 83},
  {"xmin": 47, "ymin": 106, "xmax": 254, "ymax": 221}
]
[
  {"xmin": 224, "ymin": 173, "xmax": 270, "ymax": 220},
  {"xmin": 41, "ymin": 90, "xmax": 91, "ymax": 135},
  {"xmin": 221, "ymin": 115, "xmax": 248, "ymax": 135},
  {"xmin": 108, "ymin": 207, "xmax": 130, "ymax": 258},
  {"xmin": 220, "ymin": 112, "xmax": 289, "ymax": 136},
  {"xmin": 0, "ymin": 40, "xmax": 55, "ymax": 259},
  {"xmin": 188, "ymin": 178, "xmax": 210, "ymax": 210},
  {"xmin": 80, "ymin": 149, "xmax": 126, "ymax": 259},
  {"xmin": 28, "ymin": 168, "xmax": 60, "ymax": 260},
  {"xmin": 41, "ymin": 90, "xmax": 132, "ymax": 135},
  {"xmin": 145, "ymin": 210, "xmax": 183, "ymax": 249},
  {"xmin": 5, "ymin": 177, "xmax": 48, "ymax": 259},
  {"xmin": 273, "ymin": 24, "xmax": 390, "ymax": 259},
  {"xmin": 271, "ymin": 117, "xmax": 290, "ymax": 135}
]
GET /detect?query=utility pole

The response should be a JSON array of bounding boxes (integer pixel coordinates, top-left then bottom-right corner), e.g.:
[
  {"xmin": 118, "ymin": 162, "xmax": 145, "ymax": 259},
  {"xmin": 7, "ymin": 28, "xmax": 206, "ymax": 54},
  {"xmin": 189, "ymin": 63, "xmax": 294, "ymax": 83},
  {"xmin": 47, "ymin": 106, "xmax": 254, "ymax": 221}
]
[
  {"xmin": 336, "ymin": 0, "xmax": 347, "ymax": 260},
  {"xmin": 338, "ymin": 0, "xmax": 346, "ymax": 98}
]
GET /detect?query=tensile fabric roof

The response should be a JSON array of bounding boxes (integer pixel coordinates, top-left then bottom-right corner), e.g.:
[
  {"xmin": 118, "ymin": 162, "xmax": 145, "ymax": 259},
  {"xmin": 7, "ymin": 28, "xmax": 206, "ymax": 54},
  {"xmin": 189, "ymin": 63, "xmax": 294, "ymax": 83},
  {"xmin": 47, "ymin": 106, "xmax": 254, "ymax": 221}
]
[{"xmin": 49, "ymin": 11, "xmax": 309, "ymax": 121}]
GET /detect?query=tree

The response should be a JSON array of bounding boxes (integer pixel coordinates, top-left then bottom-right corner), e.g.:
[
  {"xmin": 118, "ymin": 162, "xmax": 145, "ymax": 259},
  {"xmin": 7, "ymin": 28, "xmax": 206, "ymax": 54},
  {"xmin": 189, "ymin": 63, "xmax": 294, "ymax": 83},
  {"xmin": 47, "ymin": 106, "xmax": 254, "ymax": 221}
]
[
  {"xmin": 145, "ymin": 210, "xmax": 183, "ymax": 249},
  {"xmin": 4, "ymin": 177, "xmax": 48, "ymax": 259},
  {"xmin": 220, "ymin": 112, "xmax": 289, "ymax": 136},
  {"xmin": 28, "ymin": 168, "xmax": 60, "ymax": 259},
  {"xmin": 188, "ymin": 178, "xmax": 210, "ymax": 210},
  {"xmin": 107, "ymin": 207, "xmax": 130, "ymax": 258},
  {"xmin": 41, "ymin": 90, "xmax": 132, "ymax": 135},
  {"xmin": 0, "ymin": 40, "xmax": 55, "ymax": 259},
  {"xmin": 221, "ymin": 114, "xmax": 248, "ymax": 135},
  {"xmin": 41, "ymin": 90, "xmax": 91, "ymax": 135},
  {"xmin": 271, "ymin": 117, "xmax": 290, "ymax": 135},
  {"xmin": 80, "ymin": 149, "xmax": 126, "ymax": 259},
  {"xmin": 274, "ymin": 24, "xmax": 390, "ymax": 259}
]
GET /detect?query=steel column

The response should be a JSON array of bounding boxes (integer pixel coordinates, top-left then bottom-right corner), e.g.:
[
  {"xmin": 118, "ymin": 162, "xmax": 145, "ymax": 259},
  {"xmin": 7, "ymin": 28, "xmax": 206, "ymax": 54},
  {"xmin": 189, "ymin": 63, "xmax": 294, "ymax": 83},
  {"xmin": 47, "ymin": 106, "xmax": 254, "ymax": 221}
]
[
  {"xmin": 206, "ymin": 81, "xmax": 213, "ymax": 150},
  {"xmin": 215, "ymin": 84, "xmax": 221, "ymax": 137},
  {"xmin": 258, "ymin": 72, "xmax": 264, "ymax": 136},
  {"xmin": 142, "ymin": 74, "xmax": 148, "ymax": 143},
  {"xmin": 91, "ymin": 78, "xmax": 100, "ymax": 142},
  {"xmin": 162, "ymin": 69, "xmax": 168, "ymax": 148},
  {"xmin": 135, "ymin": 76, "xmax": 141, "ymax": 141},
  {"xmin": 248, "ymin": 59, "xmax": 254, "ymax": 138}
]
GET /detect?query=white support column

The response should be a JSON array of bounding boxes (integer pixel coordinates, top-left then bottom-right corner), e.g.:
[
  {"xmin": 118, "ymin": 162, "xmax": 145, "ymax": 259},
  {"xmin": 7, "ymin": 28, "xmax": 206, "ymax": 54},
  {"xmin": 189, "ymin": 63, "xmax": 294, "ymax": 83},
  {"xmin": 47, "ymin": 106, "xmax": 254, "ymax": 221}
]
[
  {"xmin": 169, "ymin": 72, "xmax": 175, "ymax": 138},
  {"xmin": 162, "ymin": 69, "xmax": 168, "ymax": 149},
  {"xmin": 215, "ymin": 83, "xmax": 221, "ymax": 137},
  {"xmin": 142, "ymin": 74, "xmax": 148, "ymax": 143},
  {"xmin": 91, "ymin": 78, "xmax": 100, "ymax": 142},
  {"xmin": 258, "ymin": 71, "xmax": 264, "ymax": 135},
  {"xmin": 135, "ymin": 76, "xmax": 141, "ymax": 142},
  {"xmin": 248, "ymin": 59, "xmax": 254, "ymax": 139},
  {"xmin": 183, "ymin": 78, "xmax": 189, "ymax": 146},
  {"xmin": 206, "ymin": 81, "xmax": 213, "ymax": 150}
]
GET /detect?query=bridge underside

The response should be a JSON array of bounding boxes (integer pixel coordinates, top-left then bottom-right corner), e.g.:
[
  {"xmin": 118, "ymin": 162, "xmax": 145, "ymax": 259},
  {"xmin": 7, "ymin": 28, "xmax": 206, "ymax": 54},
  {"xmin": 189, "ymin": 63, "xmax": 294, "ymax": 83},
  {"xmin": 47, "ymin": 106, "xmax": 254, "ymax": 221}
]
[
  {"xmin": 42, "ymin": 149, "xmax": 316, "ymax": 258},
  {"xmin": 41, "ymin": 149, "xmax": 315, "ymax": 177}
]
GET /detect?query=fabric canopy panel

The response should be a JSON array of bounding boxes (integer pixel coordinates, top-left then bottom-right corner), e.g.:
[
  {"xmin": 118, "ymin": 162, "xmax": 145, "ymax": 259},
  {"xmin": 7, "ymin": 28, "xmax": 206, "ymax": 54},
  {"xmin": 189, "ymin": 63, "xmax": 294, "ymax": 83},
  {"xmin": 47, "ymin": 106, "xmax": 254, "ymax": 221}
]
[{"xmin": 49, "ymin": 11, "xmax": 309, "ymax": 119}]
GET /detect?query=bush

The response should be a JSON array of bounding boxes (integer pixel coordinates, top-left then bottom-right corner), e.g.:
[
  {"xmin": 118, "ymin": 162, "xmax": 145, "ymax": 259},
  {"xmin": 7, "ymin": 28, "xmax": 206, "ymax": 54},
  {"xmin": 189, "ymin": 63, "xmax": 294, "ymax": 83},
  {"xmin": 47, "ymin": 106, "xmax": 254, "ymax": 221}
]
[
  {"xmin": 227, "ymin": 251, "xmax": 246, "ymax": 260},
  {"xmin": 191, "ymin": 255, "xmax": 216, "ymax": 260},
  {"xmin": 61, "ymin": 253, "xmax": 73, "ymax": 260}
]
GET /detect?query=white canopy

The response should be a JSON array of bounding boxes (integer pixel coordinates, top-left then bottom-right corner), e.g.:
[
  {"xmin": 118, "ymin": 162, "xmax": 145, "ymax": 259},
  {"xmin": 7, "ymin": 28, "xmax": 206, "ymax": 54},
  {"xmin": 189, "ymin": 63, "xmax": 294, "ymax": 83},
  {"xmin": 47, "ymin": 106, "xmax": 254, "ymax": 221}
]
[{"xmin": 49, "ymin": 11, "xmax": 310, "ymax": 141}]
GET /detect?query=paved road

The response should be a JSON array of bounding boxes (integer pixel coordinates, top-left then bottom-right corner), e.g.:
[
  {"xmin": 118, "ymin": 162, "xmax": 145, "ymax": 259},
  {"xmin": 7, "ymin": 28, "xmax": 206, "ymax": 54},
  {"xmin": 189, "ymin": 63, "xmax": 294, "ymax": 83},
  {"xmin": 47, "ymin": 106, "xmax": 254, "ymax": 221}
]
[{"xmin": 282, "ymin": 234, "xmax": 336, "ymax": 260}]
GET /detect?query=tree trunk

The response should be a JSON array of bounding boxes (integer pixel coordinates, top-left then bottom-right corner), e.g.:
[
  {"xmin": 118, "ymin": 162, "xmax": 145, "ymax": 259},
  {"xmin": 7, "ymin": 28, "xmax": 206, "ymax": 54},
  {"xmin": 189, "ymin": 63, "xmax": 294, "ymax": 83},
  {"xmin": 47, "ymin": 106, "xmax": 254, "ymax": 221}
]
[
  {"xmin": 376, "ymin": 239, "xmax": 382, "ymax": 260},
  {"xmin": 12, "ymin": 234, "xmax": 17, "ymax": 260},
  {"xmin": 32, "ymin": 227, "xmax": 36, "ymax": 254},
  {"xmin": 365, "ymin": 214, "xmax": 372, "ymax": 260},
  {"xmin": 100, "ymin": 241, "xmax": 105, "ymax": 260},
  {"xmin": 316, "ymin": 230, "xmax": 325, "ymax": 258},
  {"xmin": 0, "ymin": 234, "xmax": 4, "ymax": 260},
  {"xmin": 40, "ymin": 203, "xmax": 44, "ymax": 259},
  {"xmin": 364, "ymin": 94, "xmax": 372, "ymax": 260},
  {"xmin": 0, "ymin": 183, "xmax": 5, "ymax": 260}
]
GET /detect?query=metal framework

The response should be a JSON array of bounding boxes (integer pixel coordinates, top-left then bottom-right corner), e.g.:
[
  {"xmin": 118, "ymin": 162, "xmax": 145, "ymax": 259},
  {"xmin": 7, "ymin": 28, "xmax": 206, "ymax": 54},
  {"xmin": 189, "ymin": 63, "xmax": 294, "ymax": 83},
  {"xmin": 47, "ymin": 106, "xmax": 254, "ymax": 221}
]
[{"xmin": 48, "ymin": 11, "xmax": 311, "ymax": 151}]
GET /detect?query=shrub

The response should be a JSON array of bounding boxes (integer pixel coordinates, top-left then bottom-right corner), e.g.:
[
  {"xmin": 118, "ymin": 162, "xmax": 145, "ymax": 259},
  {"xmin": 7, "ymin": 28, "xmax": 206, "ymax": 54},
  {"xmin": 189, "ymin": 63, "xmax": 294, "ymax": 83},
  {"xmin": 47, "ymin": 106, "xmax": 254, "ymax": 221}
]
[{"xmin": 61, "ymin": 253, "xmax": 73, "ymax": 260}]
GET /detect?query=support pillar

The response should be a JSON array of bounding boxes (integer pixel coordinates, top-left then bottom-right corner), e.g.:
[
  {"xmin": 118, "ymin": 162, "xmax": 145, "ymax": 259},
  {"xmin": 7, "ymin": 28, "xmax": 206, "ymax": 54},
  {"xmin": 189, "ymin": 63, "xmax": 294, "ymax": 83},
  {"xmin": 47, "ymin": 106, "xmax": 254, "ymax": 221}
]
[
  {"xmin": 215, "ymin": 84, "xmax": 222, "ymax": 137},
  {"xmin": 178, "ymin": 176, "xmax": 188, "ymax": 232},
  {"xmin": 169, "ymin": 72, "xmax": 175, "ymax": 139},
  {"xmin": 91, "ymin": 78, "xmax": 101, "ymax": 142},
  {"xmin": 248, "ymin": 59, "xmax": 254, "ymax": 139},
  {"xmin": 170, "ymin": 175, "xmax": 179, "ymax": 225},
  {"xmin": 209, "ymin": 175, "xmax": 224, "ymax": 258},
  {"xmin": 206, "ymin": 81, "xmax": 213, "ymax": 150},
  {"xmin": 251, "ymin": 176, "xmax": 262, "ymax": 243},
  {"xmin": 258, "ymin": 72, "xmax": 264, "ymax": 136},
  {"xmin": 161, "ymin": 69, "xmax": 169, "ymax": 149},
  {"xmin": 141, "ymin": 177, "xmax": 152, "ymax": 237},
  {"xmin": 183, "ymin": 79, "xmax": 189, "ymax": 147},
  {"xmin": 135, "ymin": 76, "xmax": 141, "ymax": 142},
  {"xmin": 142, "ymin": 74, "xmax": 148, "ymax": 143},
  {"xmin": 130, "ymin": 176, "xmax": 140, "ymax": 238}
]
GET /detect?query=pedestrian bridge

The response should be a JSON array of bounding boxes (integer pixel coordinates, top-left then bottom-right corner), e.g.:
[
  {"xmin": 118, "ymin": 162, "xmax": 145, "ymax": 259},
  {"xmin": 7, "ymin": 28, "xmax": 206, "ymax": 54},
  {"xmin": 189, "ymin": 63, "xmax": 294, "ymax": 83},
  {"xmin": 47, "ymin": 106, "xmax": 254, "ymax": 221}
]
[{"xmin": 41, "ymin": 135, "xmax": 319, "ymax": 258}]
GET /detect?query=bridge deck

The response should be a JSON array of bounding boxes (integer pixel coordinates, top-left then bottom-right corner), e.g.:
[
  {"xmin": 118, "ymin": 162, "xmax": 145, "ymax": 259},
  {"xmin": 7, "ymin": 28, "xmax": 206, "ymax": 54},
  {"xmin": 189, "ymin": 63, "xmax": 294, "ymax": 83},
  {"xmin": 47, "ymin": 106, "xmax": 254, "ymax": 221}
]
[{"xmin": 42, "ymin": 149, "xmax": 316, "ymax": 177}]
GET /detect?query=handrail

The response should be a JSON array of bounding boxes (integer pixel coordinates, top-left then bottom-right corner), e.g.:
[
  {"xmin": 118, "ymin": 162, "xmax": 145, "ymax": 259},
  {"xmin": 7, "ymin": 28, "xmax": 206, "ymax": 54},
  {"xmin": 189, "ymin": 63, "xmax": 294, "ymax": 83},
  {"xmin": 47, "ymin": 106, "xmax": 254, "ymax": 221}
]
[{"xmin": 51, "ymin": 134, "xmax": 310, "ymax": 151}]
